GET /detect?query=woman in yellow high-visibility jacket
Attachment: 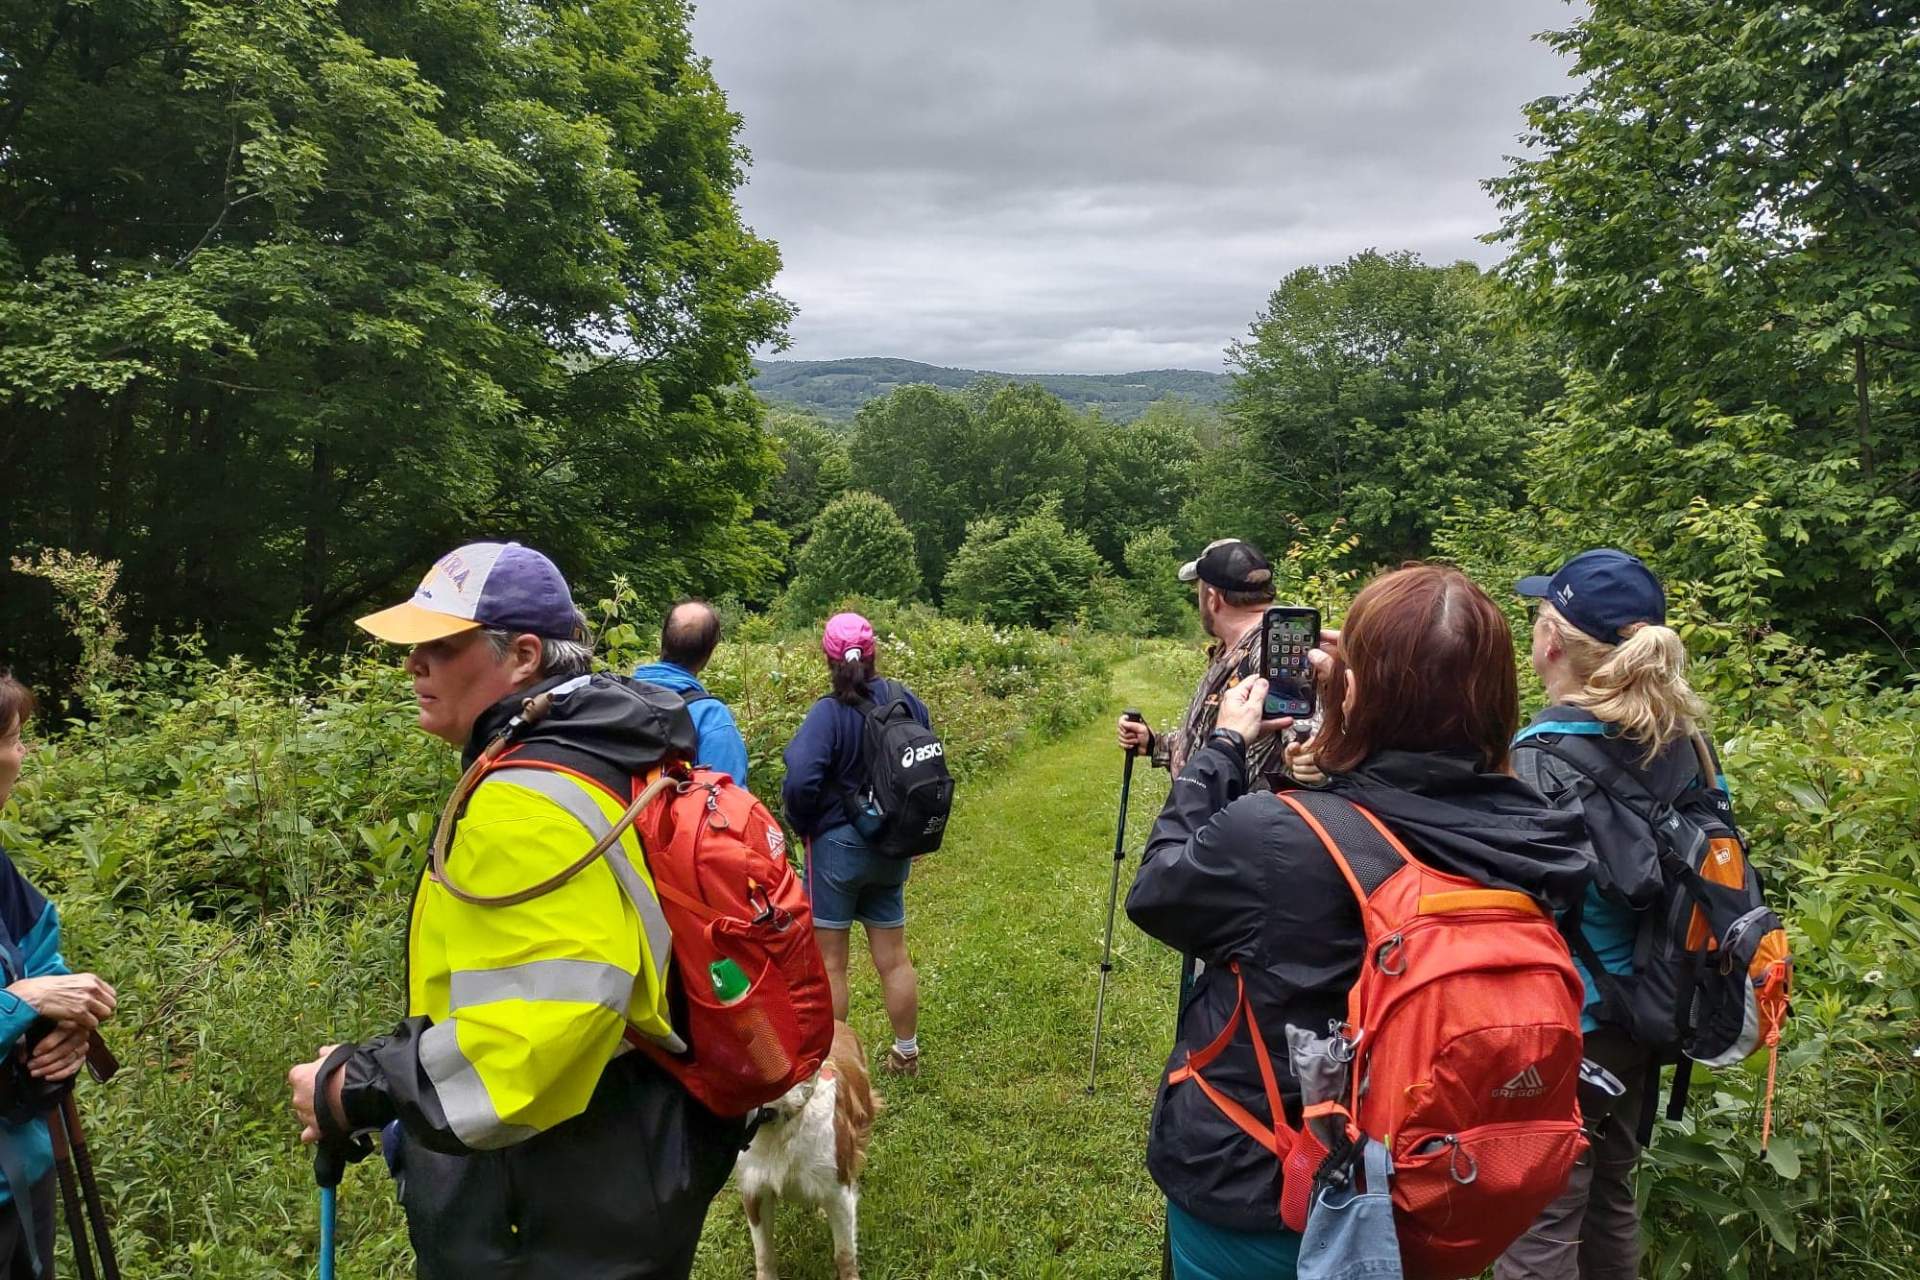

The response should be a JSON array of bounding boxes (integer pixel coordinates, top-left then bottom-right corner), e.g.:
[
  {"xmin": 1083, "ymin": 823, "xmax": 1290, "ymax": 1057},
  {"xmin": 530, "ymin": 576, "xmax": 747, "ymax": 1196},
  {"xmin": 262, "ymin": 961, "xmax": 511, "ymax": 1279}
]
[{"xmin": 288, "ymin": 543, "xmax": 741, "ymax": 1280}]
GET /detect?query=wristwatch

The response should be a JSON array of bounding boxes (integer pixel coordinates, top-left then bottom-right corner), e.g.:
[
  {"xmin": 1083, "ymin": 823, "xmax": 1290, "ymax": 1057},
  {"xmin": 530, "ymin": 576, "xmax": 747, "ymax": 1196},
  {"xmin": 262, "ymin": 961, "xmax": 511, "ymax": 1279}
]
[{"xmin": 1207, "ymin": 727, "xmax": 1247, "ymax": 754}]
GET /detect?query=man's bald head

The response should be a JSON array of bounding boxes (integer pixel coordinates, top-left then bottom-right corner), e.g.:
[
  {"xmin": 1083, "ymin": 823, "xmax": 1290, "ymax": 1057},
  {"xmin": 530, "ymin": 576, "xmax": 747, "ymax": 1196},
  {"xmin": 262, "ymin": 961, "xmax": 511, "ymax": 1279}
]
[{"xmin": 661, "ymin": 599, "xmax": 722, "ymax": 674}]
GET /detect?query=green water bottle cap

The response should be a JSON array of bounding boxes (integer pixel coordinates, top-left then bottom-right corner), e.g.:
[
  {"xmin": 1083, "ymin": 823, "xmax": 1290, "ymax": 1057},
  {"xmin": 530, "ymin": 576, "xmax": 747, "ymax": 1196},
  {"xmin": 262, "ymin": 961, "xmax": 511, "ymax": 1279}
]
[{"xmin": 709, "ymin": 958, "xmax": 750, "ymax": 1004}]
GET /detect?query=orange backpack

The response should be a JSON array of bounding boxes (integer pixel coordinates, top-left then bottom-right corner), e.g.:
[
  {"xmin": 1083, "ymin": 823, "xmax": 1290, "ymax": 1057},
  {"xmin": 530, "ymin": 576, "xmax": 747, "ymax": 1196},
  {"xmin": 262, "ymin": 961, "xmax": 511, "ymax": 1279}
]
[
  {"xmin": 619, "ymin": 764, "xmax": 834, "ymax": 1115},
  {"xmin": 434, "ymin": 732, "xmax": 833, "ymax": 1118},
  {"xmin": 1169, "ymin": 789, "xmax": 1588, "ymax": 1280}
]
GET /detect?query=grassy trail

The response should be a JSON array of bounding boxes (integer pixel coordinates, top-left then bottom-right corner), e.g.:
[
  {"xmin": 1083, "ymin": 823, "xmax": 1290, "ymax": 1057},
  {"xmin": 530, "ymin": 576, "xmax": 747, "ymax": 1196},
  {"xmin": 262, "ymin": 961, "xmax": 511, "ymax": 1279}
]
[{"xmin": 693, "ymin": 656, "xmax": 1191, "ymax": 1279}]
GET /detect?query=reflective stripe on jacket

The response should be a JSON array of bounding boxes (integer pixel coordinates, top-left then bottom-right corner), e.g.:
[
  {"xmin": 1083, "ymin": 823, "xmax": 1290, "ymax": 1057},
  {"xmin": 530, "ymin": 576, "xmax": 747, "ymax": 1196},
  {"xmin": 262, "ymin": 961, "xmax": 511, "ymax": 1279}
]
[{"xmin": 400, "ymin": 767, "xmax": 678, "ymax": 1150}]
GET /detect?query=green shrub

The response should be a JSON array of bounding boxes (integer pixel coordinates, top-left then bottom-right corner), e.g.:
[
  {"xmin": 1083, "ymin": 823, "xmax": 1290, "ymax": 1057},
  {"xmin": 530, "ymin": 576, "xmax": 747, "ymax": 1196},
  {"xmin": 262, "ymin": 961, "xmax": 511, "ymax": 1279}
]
[
  {"xmin": 1636, "ymin": 671, "xmax": 1920, "ymax": 1279},
  {"xmin": 784, "ymin": 491, "xmax": 922, "ymax": 622},
  {"xmin": 942, "ymin": 502, "xmax": 1105, "ymax": 629},
  {"xmin": 1120, "ymin": 528, "xmax": 1195, "ymax": 638}
]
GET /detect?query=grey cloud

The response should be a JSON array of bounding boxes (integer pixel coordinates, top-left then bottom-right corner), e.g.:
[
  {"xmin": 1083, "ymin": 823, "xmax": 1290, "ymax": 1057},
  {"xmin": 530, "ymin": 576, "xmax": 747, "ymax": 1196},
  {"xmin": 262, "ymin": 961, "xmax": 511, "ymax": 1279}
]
[{"xmin": 695, "ymin": 0, "xmax": 1573, "ymax": 373}]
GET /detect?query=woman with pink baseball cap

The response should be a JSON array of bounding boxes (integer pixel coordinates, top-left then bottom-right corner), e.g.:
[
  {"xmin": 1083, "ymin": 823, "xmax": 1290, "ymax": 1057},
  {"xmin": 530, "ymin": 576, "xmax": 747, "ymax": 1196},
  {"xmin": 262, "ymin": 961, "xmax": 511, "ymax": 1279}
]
[{"xmin": 780, "ymin": 613, "xmax": 935, "ymax": 1076}]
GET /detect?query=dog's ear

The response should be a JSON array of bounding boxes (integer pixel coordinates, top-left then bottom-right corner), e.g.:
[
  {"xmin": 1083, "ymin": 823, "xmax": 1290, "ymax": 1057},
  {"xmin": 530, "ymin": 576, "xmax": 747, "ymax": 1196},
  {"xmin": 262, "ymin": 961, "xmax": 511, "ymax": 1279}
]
[{"xmin": 833, "ymin": 1064, "xmax": 876, "ymax": 1183}]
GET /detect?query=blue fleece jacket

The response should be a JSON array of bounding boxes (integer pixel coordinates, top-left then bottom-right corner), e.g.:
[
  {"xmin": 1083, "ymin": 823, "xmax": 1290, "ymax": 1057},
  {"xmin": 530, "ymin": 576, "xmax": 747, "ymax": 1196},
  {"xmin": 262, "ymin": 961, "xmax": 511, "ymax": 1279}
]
[
  {"xmin": 0, "ymin": 849, "xmax": 69, "ymax": 1206},
  {"xmin": 631, "ymin": 661, "xmax": 750, "ymax": 785},
  {"xmin": 780, "ymin": 679, "xmax": 931, "ymax": 841}
]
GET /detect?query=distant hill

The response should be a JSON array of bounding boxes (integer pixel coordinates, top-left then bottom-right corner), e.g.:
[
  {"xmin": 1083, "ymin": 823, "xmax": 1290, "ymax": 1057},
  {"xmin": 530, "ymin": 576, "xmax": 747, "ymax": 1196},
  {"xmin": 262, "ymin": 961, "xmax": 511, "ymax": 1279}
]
[{"xmin": 752, "ymin": 357, "xmax": 1231, "ymax": 423}]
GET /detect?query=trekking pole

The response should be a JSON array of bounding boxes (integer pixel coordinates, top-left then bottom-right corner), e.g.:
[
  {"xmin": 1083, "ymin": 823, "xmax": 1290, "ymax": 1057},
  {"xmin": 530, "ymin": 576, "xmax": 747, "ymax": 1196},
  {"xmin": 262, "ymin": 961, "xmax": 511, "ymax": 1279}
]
[
  {"xmin": 61, "ymin": 1091, "xmax": 122, "ymax": 1280},
  {"xmin": 315, "ymin": 1137, "xmax": 352, "ymax": 1280},
  {"xmin": 1088, "ymin": 709, "xmax": 1145, "ymax": 1095},
  {"xmin": 48, "ymin": 1102, "xmax": 99, "ymax": 1280}
]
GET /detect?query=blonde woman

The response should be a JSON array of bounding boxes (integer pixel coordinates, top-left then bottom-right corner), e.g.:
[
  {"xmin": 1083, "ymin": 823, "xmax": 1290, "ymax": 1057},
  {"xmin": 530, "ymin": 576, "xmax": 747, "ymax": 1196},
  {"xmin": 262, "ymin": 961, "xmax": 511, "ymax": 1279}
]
[{"xmin": 1498, "ymin": 550, "xmax": 1708, "ymax": 1280}]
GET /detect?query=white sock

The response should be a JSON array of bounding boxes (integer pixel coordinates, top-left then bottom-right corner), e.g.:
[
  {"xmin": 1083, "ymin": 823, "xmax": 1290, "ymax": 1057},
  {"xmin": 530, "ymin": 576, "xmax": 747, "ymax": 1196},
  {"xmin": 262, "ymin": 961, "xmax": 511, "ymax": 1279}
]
[{"xmin": 893, "ymin": 1036, "xmax": 918, "ymax": 1058}]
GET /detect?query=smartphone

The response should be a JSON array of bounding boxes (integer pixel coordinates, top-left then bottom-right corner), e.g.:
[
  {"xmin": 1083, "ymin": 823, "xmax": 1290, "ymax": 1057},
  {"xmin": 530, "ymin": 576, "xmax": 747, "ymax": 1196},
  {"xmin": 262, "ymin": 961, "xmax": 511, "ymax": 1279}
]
[{"xmin": 1260, "ymin": 606, "xmax": 1320, "ymax": 719}]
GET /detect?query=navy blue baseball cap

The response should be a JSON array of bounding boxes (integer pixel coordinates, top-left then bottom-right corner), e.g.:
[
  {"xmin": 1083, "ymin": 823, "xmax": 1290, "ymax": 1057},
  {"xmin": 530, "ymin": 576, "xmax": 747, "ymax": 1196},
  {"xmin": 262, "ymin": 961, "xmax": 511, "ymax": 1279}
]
[
  {"xmin": 1516, "ymin": 549, "xmax": 1666, "ymax": 645},
  {"xmin": 357, "ymin": 542, "xmax": 584, "ymax": 643}
]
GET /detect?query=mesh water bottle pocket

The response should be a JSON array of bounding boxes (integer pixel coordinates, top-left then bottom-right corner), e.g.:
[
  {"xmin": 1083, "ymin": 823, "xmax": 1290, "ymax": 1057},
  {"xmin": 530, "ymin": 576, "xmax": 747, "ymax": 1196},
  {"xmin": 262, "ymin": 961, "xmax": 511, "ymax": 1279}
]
[
  {"xmin": 1279, "ymin": 1125, "xmax": 1330, "ymax": 1232},
  {"xmin": 1393, "ymin": 1120, "xmax": 1585, "ymax": 1279},
  {"xmin": 683, "ymin": 953, "xmax": 801, "ymax": 1096}
]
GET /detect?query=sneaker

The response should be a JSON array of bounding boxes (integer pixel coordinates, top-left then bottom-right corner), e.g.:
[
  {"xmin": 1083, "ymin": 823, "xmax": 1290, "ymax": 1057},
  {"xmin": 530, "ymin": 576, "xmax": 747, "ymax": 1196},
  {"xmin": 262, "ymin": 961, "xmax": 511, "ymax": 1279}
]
[{"xmin": 882, "ymin": 1047, "xmax": 920, "ymax": 1076}]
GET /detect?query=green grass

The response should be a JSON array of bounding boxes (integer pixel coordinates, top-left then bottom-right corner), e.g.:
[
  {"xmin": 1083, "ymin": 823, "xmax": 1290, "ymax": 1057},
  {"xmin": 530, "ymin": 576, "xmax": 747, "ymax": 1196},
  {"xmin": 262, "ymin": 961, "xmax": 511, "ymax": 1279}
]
[{"xmin": 692, "ymin": 656, "xmax": 1188, "ymax": 1279}]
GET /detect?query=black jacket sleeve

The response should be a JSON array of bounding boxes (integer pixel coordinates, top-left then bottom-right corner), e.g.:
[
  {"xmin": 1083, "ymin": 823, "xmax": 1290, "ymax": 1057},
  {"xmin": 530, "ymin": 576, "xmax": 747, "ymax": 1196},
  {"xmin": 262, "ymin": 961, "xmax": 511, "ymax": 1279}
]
[
  {"xmin": 1126, "ymin": 739, "xmax": 1271, "ymax": 964},
  {"xmin": 337, "ymin": 1018, "xmax": 472, "ymax": 1157}
]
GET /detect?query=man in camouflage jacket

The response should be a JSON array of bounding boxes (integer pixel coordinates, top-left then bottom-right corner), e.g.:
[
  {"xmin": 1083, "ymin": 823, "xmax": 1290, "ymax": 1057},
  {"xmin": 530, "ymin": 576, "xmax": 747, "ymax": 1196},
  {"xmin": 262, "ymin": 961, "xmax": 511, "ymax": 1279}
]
[{"xmin": 1119, "ymin": 539, "xmax": 1306, "ymax": 792}]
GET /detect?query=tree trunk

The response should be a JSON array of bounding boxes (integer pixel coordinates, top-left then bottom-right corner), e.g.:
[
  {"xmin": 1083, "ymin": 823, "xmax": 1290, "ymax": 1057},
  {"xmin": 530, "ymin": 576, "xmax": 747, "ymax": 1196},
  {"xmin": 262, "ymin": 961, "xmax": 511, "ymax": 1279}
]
[
  {"xmin": 302, "ymin": 437, "xmax": 331, "ymax": 623},
  {"xmin": 1853, "ymin": 336, "xmax": 1875, "ymax": 481},
  {"xmin": 104, "ymin": 391, "xmax": 134, "ymax": 552}
]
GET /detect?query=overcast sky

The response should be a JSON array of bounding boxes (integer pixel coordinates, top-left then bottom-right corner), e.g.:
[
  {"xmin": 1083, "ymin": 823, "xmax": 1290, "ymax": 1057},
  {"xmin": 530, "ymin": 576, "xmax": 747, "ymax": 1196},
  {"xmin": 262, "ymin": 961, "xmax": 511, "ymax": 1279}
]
[{"xmin": 691, "ymin": 2, "xmax": 1576, "ymax": 374}]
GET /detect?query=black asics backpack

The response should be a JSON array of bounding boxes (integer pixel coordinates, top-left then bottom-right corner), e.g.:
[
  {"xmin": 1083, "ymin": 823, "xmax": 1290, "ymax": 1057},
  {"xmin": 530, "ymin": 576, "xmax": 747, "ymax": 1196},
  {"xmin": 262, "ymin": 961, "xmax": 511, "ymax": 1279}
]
[{"xmin": 845, "ymin": 691, "xmax": 954, "ymax": 858}]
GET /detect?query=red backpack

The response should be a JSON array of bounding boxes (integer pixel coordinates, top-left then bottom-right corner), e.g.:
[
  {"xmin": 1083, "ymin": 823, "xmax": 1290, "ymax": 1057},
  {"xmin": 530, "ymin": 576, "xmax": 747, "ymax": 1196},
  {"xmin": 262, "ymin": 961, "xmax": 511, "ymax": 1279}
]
[
  {"xmin": 1169, "ymin": 789, "xmax": 1589, "ymax": 1280},
  {"xmin": 433, "ymin": 746, "xmax": 834, "ymax": 1118},
  {"xmin": 622, "ymin": 764, "xmax": 835, "ymax": 1115}
]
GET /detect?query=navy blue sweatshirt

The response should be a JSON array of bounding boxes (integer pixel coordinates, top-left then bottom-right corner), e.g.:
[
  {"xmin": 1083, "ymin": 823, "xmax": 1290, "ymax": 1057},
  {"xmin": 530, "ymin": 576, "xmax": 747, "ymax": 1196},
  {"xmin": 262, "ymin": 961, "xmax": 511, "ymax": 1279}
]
[{"xmin": 780, "ymin": 679, "xmax": 931, "ymax": 840}]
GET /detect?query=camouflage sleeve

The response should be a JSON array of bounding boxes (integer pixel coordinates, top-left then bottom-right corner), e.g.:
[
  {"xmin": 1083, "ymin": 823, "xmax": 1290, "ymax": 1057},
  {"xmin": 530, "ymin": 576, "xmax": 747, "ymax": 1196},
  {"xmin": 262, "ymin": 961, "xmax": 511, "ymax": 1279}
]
[{"xmin": 1150, "ymin": 726, "xmax": 1173, "ymax": 771}]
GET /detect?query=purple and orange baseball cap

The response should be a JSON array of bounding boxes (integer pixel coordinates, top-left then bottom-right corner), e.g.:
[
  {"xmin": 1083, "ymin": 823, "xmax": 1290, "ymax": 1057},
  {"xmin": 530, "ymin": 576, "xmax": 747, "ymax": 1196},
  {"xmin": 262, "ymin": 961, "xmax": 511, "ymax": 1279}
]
[
  {"xmin": 822, "ymin": 612, "xmax": 874, "ymax": 662},
  {"xmin": 357, "ymin": 542, "xmax": 584, "ymax": 644}
]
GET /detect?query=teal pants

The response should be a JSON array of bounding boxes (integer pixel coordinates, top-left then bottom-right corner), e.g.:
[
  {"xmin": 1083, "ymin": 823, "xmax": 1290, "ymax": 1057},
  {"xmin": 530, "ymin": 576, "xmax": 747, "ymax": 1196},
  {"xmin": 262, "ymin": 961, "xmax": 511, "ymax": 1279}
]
[{"xmin": 1167, "ymin": 1200, "xmax": 1301, "ymax": 1280}]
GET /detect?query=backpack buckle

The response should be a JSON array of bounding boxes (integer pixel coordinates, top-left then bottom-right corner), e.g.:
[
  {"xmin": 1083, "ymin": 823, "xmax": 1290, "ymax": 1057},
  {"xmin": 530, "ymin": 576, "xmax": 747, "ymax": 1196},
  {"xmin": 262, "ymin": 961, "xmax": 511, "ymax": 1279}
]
[
  {"xmin": 1374, "ymin": 935, "xmax": 1406, "ymax": 976},
  {"xmin": 1449, "ymin": 1140, "xmax": 1478, "ymax": 1185},
  {"xmin": 745, "ymin": 882, "xmax": 790, "ymax": 930}
]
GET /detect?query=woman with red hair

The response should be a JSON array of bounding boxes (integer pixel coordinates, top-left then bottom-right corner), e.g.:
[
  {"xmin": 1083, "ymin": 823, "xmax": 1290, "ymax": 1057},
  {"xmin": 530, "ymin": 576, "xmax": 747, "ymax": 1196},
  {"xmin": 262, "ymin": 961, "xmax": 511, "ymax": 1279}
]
[{"xmin": 1126, "ymin": 565, "xmax": 1593, "ymax": 1279}]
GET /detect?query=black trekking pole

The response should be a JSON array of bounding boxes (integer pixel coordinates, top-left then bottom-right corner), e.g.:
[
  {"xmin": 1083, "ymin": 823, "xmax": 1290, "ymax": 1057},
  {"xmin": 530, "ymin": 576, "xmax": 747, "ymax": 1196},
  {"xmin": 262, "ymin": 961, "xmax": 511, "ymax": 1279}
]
[
  {"xmin": 47, "ymin": 1101, "xmax": 98, "ymax": 1280},
  {"xmin": 62, "ymin": 1090, "xmax": 121, "ymax": 1280},
  {"xmin": 1088, "ymin": 709, "xmax": 1145, "ymax": 1095}
]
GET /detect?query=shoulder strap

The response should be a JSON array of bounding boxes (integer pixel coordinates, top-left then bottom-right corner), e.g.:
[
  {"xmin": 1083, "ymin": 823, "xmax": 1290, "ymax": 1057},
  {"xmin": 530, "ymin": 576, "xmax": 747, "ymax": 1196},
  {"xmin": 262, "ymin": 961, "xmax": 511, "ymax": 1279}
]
[
  {"xmin": 1688, "ymin": 730, "xmax": 1723, "ymax": 794},
  {"xmin": 1271, "ymin": 789, "xmax": 1409, "ymax": 908},
  {"xmin": 680, "ymin": 690, "xmax": 716, "ymax": 708},
  {"xmin": 1558, "ymin": 890, "xmax": 1631, "ymax": 1027},
  {"xmin": 1513, "ymin": 737, "xmax": 1688, "ymax": 822}
]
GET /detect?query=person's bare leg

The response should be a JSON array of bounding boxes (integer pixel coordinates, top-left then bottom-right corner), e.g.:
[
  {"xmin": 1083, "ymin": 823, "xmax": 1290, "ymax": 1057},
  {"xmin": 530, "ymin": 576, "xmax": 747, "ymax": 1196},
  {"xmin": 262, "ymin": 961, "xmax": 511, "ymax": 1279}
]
[
  {"xmin": 816, "ymin": 926, "xmax": 851, "ymax": 1022},
  {"xmin": 865, "ymin": 925, "xmax": 918, "ymax": 1044}
]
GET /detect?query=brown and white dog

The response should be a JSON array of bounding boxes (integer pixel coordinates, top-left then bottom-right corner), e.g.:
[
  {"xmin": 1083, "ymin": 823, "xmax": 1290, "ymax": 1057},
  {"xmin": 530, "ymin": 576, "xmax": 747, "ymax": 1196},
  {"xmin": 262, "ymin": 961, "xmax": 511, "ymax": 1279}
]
[{"xmin": 738, "ymin": 1022, "xmax": 880, "ymax": 1280}]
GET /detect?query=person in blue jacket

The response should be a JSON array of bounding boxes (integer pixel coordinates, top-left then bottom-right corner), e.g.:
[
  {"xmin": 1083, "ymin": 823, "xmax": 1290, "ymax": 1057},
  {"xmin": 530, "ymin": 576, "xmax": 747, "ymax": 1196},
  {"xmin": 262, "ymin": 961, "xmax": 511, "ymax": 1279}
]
[
  {"xmin": 780, "ymin": 613, "xmax": 930, "ymax": 1076},
  {"xmin": 632, "ymin": 600, "xmax": 749, "ymax": 785},
  {"xmin": 0, "ymin": 674, "xmax": 118, "ymax": 1279}
]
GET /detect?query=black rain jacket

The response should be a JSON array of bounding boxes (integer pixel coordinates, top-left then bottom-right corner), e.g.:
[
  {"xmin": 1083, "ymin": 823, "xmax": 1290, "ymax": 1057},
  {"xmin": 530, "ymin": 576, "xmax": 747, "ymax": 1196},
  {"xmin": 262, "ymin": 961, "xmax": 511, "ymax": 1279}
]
[{"xmin": 1125, "ymin": 737, "xmax": 1592, "ymax": 1232}]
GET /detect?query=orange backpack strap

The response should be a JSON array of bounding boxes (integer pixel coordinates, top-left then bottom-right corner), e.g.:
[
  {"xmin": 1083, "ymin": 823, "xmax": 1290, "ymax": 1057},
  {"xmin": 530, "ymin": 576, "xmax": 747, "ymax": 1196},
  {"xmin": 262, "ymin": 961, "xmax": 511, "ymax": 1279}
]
[
  {"xmin": 1168, "ymin": 963, "xmax": 1297, "ymax": 1160},
  {"xmin": 1271, "ymin": 789, "xmax": 1414, "ymax": 908}
]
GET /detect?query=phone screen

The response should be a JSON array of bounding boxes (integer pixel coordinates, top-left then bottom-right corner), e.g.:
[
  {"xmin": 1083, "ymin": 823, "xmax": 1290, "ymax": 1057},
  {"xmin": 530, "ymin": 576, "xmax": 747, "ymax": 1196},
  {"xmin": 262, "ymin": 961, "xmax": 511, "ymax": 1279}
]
[{"xmin": 1261, "ymin": 607, "xmax": 1320, "ymax": 719}]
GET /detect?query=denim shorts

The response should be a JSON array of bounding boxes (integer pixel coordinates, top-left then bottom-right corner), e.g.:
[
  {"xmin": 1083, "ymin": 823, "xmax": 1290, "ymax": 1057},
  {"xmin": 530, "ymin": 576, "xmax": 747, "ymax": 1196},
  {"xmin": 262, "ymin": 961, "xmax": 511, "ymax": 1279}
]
[{"xmin": 805, "ymin": 824, "xmax": 910, "ymax": 930}]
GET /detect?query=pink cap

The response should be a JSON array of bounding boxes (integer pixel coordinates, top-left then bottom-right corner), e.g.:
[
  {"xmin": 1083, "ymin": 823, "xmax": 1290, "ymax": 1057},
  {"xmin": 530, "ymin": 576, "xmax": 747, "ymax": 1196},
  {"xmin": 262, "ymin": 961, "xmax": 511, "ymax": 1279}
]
[{"xmin": 822, "ymin": 612, "xmax": 875, "ymax": 662}]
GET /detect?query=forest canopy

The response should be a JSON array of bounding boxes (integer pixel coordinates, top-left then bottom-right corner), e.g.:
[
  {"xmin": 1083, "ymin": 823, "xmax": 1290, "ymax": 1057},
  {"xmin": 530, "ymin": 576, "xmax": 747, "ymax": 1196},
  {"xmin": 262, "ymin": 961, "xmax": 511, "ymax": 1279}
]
[{"xmin": 0, "ymin": 0, "xmax": 791, "ymax": 675}]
